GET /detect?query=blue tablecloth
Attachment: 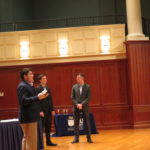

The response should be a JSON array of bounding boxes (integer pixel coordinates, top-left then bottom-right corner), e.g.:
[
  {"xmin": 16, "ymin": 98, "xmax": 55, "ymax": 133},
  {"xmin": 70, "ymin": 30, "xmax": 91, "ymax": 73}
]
[
  {"xmin": 53, "ymin": 113, "xmax": 98, "ymax": 137},
  {"xmin": 0, "ymin": 120, "xmax": 44, "ymax": 150}
]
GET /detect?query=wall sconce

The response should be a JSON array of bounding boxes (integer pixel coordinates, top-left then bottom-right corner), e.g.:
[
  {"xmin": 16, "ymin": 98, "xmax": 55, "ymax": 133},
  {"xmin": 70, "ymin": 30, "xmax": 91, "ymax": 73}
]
[
  {"xmin": 0, "ymin": 92, "xmax": 4, "ymax": 97},
  {"xmin": 100, "ymin": 36, "xmax": 110, "ymax": 53},
  {"xmin": 59, "ymin": 39, "xmax": 68, "ymax": 56},
  {"xmin": 20, "ymin": 41, "xmax": 29, "ymax": 58}
]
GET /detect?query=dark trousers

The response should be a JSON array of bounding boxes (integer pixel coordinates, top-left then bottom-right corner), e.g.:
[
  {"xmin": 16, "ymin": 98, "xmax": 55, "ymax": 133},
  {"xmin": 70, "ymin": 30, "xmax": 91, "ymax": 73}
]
[
  {"xmin": 41, "ymin": 113, "xmax": 52, "ymax": 142},
  {"xmin": 74, "ymin": 108, "xmax": 91, "ymax": 139}
]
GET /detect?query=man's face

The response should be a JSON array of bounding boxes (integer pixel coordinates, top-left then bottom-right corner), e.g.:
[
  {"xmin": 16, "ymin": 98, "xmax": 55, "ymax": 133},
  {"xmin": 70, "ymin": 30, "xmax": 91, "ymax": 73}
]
[
  {"xmin": 40, "ymin": 76, "xmax": 47, "ymax": 85},
  {"xmin": 76, "ymin": 75, "xmax": 83, "ymax": 84},
  {"xmin": 24, "ymin": 71, "xmax": 34, "ymax": 83}
]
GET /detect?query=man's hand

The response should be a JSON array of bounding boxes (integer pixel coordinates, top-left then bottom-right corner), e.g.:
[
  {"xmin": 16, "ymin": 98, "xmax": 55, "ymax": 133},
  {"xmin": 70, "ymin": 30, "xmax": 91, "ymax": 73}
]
[
  {"xmin": 52, "ymin": 111, "xmax": 55, "ymax": 116},
  {"xmin": 40, "ymin": 112, "xmax": 44, "ymax": 117},
  {"xmin": 38, "ymin": 93, "xmax": 48, "ymax": 100},
  {"xmin": 77, "ymin": 104, "xmax": 83, "ymax": 110}
]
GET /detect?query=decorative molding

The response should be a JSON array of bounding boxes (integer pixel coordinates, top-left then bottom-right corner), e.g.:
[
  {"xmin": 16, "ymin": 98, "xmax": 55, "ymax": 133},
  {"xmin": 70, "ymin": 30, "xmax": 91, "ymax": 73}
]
[{"xmin": 0, "ymin": 52, "xmax": 126, "ymax": 66}]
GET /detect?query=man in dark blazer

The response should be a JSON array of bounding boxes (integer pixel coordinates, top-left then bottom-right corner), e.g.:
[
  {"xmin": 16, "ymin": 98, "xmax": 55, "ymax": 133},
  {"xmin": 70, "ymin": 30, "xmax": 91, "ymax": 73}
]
[
  {"xmin": 17, "ymin": 68, "xmax": 48, "ymax": 150},
  {"xmin": 36, "ymin": 74, "xmax": 57, "ymax": 146},
  {"xmin": 71, "ymin": 73, "xmax": 93, "ymax": 144}
]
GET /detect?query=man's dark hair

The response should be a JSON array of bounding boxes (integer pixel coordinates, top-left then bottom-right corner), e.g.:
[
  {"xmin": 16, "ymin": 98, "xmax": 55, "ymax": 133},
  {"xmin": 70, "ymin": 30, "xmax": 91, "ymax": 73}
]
[
  {"xmin": 20, "ymin": 68, "xmax": 32, "ymax": 80},
  {"xmin": 77, "ymin": 73, "xmax": 85, "ymax": 78},
  {"xmin": 37, "ymin": 74, "xmax": 46, "ymax": 81}
]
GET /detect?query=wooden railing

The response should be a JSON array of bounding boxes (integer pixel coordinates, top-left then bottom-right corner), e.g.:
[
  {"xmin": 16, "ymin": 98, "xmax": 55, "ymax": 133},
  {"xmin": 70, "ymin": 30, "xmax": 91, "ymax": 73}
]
[
  {"xmin": 0, "ymin": 15, "xmax": 126, "ymax": 32},
  {"xmin": 1, "ymin": 15, "xmax": 149, "ymax": 38},
  {"xmin": 142, "ymin": 18, "xmax": 150, "ymax": 38}
]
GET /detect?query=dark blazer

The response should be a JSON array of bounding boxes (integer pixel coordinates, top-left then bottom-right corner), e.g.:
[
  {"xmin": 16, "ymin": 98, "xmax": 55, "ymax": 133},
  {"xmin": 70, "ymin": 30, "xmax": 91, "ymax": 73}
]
[
  {"xmin": 71, "ymin": 83, "xmax": 91, "ymax": 110},
  {"xmin": 17, "ymin": 81, "xmax": 40, "ymax": 123},
  {"xmin": 36, "ymin": 85, "xmax": 54, "ymax": 114}
]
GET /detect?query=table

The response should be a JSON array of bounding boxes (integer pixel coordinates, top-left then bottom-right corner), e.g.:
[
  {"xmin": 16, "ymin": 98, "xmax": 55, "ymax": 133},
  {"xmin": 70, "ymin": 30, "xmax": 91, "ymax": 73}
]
[
  {"xmin": 54, "ymin": 113, "xmax": 98, "ymax": 137},
  {"xmin": 0, "ymin": 119, "xmax": 44, "ymax": 150}
]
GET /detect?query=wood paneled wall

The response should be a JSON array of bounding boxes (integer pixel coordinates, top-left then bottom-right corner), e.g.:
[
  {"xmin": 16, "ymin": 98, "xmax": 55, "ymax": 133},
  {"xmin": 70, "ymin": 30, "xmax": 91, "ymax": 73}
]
[
  {"xmin": 126, "ymin": 41, "xmax": 150, "ymax": 128},
  {"xmin": 0, "ymin": 59, "xmax": 130, "ymax": 129},
  {"xmin": 1, "ymin": 41, "xmax": 150, "ymax": 130},
  {"xmin": 0, "ymin": 24, "xmax": 125, "ymax": 63}
]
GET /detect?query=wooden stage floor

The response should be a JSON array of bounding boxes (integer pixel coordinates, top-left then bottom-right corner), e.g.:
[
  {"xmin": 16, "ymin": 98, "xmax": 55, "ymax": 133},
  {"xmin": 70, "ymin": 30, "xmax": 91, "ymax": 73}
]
[{"xmin": 44, "ymin": 129, "xmax": 150, "ymax": 150}]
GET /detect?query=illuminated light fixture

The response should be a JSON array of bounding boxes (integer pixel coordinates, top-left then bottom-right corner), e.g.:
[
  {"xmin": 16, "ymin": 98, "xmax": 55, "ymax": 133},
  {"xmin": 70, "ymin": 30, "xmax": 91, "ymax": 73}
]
[
  {"xmin": 59, "ymin": 39, "xmax": 68, "ymax": 56},
  {"xmin": 100, "ymin": 36, "xmax": 110, "ymax": 53},
  {"xmin": 20, "ymin": 41, "xmax": 29, "ymax": 59}
]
